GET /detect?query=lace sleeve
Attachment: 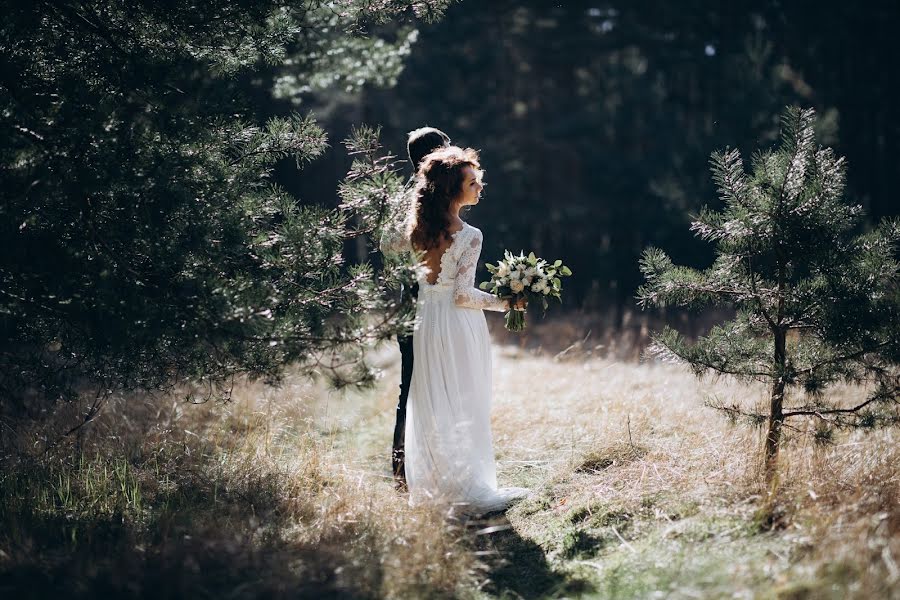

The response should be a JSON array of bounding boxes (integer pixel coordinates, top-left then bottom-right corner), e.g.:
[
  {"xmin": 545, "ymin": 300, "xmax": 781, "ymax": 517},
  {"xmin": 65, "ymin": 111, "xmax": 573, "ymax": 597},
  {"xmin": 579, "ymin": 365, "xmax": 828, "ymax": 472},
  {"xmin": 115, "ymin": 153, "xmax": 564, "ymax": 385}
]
[{"xmin": 453, "ymin": 229, "xmax": 508, "ymax": 312}]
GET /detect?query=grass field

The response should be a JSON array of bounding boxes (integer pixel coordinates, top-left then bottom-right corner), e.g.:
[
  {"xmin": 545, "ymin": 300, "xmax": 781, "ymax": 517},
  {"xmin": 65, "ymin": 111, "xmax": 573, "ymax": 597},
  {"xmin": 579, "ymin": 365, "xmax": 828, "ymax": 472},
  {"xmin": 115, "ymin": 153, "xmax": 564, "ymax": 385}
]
[{"xmin": 1, "ymin": 334, "xmax": 898, "ymax": 598}]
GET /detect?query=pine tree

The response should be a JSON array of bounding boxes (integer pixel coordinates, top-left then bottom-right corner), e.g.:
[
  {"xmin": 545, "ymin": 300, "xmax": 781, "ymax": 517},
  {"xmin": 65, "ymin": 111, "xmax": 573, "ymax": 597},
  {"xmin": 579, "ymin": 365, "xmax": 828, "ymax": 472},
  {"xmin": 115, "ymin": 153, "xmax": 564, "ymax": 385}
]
[
  {"xmin": 0, "ymin": 1, "xmax": 449, "ymax": 424},
  {"xmin": 638, "ymin": 107, "xmax": 900, "ymax": 483}
]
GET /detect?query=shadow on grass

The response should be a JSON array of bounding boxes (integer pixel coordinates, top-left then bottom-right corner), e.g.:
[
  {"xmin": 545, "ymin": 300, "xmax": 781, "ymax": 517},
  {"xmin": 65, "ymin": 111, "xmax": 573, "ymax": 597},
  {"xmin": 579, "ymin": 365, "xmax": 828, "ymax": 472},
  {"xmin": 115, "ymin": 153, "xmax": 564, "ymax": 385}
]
[
  {"xmin": 0, "ymin": 508, "xmax": 362, "ymax": 599},
  {"xmin": 0, "ymin": 458, "xmax": 390, "ymax": 599},
  {"xmin": 465, "ymin": 514, "xmax": 593, "ymax": 599}
]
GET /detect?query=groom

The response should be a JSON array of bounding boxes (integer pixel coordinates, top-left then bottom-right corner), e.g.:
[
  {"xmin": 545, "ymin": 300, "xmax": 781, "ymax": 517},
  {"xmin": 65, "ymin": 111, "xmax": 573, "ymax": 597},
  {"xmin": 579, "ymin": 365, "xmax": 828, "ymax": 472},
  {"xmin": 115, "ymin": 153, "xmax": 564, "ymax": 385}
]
[{"xmin": 388, "ymin": 126, "xmax": 451, "ymax": 489}]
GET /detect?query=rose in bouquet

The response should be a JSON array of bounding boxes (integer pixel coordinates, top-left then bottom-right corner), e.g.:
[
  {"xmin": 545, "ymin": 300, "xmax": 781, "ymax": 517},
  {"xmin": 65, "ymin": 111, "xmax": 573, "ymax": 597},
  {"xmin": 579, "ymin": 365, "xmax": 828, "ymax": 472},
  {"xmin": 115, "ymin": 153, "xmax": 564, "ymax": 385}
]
[{"xmin": 479, "ymin": 250, "xmax": 572, "ymax": 331}]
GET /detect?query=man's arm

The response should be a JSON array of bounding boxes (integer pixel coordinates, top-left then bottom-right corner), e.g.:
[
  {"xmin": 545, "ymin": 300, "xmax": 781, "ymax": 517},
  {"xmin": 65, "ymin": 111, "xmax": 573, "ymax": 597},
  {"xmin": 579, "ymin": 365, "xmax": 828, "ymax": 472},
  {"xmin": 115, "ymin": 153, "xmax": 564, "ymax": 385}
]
[{"xmin": 379, "ymin": 186, "xmax": 415, "ymax": 260}]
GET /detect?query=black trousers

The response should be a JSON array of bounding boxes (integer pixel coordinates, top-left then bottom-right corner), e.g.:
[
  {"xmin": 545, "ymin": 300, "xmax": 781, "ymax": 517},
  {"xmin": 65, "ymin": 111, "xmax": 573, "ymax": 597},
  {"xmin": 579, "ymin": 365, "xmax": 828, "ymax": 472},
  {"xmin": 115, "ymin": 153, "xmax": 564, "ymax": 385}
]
[{"xmin": 392, "ymin": 283, "xmax": 417, "ymax": 484}]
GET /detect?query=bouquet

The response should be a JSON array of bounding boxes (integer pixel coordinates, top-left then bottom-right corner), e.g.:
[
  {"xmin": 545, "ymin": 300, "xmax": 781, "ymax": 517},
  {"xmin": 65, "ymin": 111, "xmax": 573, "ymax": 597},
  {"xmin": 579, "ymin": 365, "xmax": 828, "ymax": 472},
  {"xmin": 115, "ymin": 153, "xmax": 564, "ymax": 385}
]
[{"xmin": 480, "ymin": 251, "xmax": 572, "ymax": 332}]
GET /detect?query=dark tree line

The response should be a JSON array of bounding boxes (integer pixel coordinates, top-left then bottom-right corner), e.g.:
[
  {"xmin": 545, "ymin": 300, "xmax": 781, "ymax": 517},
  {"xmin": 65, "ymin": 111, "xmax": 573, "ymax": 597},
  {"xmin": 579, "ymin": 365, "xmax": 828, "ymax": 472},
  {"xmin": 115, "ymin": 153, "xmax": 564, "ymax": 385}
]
[{"xmin": 285, "ymin": 1, "xmax": 900, "ymax": 321}]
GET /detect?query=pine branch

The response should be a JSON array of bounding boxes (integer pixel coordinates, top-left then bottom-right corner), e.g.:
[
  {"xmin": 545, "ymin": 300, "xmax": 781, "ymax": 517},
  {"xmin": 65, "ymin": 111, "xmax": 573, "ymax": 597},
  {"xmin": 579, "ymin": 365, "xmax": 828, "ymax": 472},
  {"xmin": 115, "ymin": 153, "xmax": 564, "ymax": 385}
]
[
  {"xmin": 783, "ymin": 378, "xmax": 899, "ymax": 427},
  {"xmin": 707, "ymin": 402, "xmax": 767, "ymax": 425},
  {"xmin": 782, "ymin": 294, "xmax": 827, "ymax": 328},
  {"xmin": 648, "ymin": 336, "xmax": 773, "ymax": 380},
  {"xmin": 794, "ymin": 341, "xmax": 892, "ymax": 377},
  {"xmin": 283, "ymin": 272, "xmax": 372, "ymax": 308},
  {"xmin": 746, "ymin": 255, "xmax": 777, "ymax": 330},
  {"xmin": 709, "ymin": 147, "xmax": 747, "ymax": 208},
  {"xmin": 782, "ymin": 397, "xmax": 881, "ymax": 419},
  {"xmin": 662, "ymin": 279, "xmax": 750, "ymax": 299},
  {"xmin": 780, "ymin": 108, "xmax": 815, "ymax": 203}
]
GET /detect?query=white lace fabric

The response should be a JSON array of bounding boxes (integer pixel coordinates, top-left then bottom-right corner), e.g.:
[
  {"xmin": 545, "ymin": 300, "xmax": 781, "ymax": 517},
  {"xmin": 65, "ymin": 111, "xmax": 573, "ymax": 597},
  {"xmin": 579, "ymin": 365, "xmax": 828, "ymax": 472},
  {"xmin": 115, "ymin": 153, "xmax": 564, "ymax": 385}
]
[
  {"xmin": 402, "ymin": 221, "xmax": 529, "ymax": 515},
  {"xmin": 449, "ymin": 226, "xmax": 508, "ymax": 311},
  {"xmin": 382, "ymin": 222, "xmax": 509, "ymax": 312}
]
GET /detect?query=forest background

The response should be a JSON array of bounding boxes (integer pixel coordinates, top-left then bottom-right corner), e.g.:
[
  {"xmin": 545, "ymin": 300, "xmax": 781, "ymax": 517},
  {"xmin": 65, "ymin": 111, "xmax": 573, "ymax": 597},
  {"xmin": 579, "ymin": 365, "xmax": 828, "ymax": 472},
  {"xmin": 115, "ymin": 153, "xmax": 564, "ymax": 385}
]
[
  {"xmin": 280, "ymin": 0, "xmax": 900, "ymax": 320},
  {"xmin": 2, "ymin": 1, "xmax": 899, "ymax": 598}
]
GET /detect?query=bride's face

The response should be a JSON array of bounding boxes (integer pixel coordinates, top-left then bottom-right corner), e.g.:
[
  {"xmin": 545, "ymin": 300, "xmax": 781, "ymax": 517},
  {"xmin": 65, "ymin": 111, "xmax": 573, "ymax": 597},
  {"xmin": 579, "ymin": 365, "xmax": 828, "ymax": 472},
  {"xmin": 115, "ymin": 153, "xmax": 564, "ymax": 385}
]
[{"xmin": 456, "ymin": 164, "xmax": 484, "ymax": 208}]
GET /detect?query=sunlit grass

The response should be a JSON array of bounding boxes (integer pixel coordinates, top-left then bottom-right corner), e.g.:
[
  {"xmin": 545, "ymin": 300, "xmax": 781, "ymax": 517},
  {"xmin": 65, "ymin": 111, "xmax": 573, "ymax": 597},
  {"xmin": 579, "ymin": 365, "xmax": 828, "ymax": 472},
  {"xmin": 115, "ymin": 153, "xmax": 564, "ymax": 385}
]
[{"xmin": 0, "ymin": 338, "xmax": 897, "ymax": 598}]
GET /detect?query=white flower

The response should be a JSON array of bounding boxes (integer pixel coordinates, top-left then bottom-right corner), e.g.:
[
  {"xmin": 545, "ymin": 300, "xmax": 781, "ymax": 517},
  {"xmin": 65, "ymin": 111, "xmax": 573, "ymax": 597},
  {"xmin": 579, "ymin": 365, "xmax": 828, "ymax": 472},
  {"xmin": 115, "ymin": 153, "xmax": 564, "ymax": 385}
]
[
  {"xmin": 497, "ymin": 262, "xmax": 510, "ymax": 277},
  {"xmin": 531, "ymin": 281, "xmax": 545, "ymax": 293},
  {"xmin": 523, "ymin": 275, "xmax": 534, "ymax": 286},
  {"xmin": 510, "ymin": 280, "xmax": 525, "ymax": 293},
  {"xmin": 523, "ymin": 266, "xmax": 536, "ymax": 278},
  {"xmin": 509, "ymin": 269, "xmax": 521, "ymax": 282}
]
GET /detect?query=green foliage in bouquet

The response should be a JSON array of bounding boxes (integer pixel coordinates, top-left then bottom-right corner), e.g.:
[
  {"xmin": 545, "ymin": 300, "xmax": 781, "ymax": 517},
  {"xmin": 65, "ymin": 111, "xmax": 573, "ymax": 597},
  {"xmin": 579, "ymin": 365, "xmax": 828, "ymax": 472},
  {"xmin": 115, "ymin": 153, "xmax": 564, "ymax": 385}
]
[
  {"xmin": 480, "ymin": 251, "xmax": 572, "ymax": 331},
  {"xmin": 638, "ymin": 106, "xmax": 900, "ymax": 483}
]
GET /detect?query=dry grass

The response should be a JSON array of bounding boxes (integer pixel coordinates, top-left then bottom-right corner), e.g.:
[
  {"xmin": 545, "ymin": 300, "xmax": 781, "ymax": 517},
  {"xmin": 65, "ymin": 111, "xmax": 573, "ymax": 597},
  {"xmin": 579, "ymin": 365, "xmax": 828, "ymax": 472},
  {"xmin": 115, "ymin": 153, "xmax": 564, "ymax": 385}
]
[
  {"xmin": 486, "ymin": 349, "xmax": 899, "ymax": 598},
  {"xmin": 0, "ymin": 333, "xmax": 898, "ymax": 599}
]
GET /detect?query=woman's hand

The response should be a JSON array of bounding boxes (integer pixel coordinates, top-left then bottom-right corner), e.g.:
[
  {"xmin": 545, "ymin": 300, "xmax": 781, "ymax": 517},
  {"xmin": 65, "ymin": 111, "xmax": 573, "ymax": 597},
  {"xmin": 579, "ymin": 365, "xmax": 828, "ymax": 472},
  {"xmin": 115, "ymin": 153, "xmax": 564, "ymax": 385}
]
[{"xmin": 507, "ymin": 296, "xmax": 527, "ymax": 311}]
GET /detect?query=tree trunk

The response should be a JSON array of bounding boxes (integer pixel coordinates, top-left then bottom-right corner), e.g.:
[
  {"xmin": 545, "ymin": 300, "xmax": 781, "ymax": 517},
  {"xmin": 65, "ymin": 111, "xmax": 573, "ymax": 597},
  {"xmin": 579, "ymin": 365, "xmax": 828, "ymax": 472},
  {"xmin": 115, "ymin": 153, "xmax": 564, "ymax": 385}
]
[{"xmin": 764, "ymin": 328, "xmax": 787, "ymax": 485}]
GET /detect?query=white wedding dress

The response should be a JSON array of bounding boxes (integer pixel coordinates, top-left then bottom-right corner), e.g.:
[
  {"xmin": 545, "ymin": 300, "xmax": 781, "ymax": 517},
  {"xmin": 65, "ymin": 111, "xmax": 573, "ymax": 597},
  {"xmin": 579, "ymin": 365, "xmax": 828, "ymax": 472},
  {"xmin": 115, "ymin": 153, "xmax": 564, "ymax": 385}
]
[{"xmin": 382, "ymin": 221, "xmax": 529, "ymax": 515}]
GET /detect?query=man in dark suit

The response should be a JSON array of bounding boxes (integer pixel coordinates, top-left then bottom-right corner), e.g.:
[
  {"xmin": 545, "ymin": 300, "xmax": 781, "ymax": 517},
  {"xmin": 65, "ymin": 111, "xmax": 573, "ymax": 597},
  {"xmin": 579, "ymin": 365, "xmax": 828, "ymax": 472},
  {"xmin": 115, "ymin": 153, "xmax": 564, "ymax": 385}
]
[{"xmin": 389, "ymin": 126, "xmax": 450, "ymax": 489}]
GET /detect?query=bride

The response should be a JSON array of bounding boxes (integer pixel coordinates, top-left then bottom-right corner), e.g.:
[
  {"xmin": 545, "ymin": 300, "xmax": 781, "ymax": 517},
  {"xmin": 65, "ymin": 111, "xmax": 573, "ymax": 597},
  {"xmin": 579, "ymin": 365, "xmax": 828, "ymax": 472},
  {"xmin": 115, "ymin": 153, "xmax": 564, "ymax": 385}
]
[{"xmin": 382, "ymin": 145, "xmax": 529, "ymax": 515}]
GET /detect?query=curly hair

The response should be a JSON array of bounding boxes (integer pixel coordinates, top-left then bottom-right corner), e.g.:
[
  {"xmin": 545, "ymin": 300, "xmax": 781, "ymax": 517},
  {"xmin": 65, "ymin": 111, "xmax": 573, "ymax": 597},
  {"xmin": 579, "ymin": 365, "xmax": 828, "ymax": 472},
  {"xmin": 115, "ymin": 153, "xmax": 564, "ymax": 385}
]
[{"xmin": 408, "ymin": 146, "xmax": 481, "ymax": 252}]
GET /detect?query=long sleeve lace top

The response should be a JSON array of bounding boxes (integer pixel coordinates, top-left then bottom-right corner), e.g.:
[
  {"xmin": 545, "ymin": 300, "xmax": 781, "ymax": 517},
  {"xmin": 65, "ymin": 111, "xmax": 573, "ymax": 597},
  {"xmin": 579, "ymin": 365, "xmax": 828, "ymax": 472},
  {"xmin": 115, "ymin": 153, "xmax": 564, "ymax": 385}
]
[
  {"xmin": 381, "ymin": 221, "xmax": 507, "ymax": 312},
  {"xmin": 379, "ymin": 223, "xmax": 509, "ymax": 312},
  {"xmin": 451, "ymin": 225, "xmax": 507, "ymax": 312}
]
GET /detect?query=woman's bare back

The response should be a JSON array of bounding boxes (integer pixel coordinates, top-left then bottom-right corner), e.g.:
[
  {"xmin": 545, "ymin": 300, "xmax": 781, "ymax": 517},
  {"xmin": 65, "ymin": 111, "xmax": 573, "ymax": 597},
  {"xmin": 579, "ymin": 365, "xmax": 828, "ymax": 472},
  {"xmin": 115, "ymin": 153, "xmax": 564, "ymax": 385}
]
[{"xmin": 419, "ymin": 222, "xmax": 464, "ymax": 285}]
